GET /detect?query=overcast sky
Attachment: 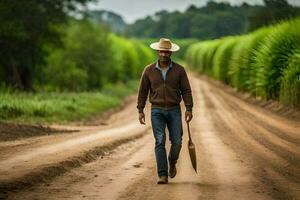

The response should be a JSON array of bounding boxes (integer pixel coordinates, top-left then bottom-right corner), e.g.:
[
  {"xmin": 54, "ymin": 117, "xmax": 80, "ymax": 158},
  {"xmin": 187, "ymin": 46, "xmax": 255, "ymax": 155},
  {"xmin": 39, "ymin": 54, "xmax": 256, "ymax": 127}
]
[{"xmin": 87, "ymin": 0, "xmax": 300, "ymax": 23}]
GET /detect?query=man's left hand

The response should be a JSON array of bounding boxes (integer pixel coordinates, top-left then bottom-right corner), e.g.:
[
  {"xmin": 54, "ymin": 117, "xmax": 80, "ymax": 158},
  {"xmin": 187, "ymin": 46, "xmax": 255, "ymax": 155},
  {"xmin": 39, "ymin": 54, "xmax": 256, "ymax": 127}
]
[{"xmin": 185, "ymin": 111, "xmax": 193, "ymax": 122}]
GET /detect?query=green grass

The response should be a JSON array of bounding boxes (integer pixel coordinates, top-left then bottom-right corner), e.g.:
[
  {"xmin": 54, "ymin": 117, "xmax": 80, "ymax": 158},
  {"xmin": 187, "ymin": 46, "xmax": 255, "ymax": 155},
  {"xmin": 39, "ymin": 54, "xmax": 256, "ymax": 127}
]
[{"xmin": 0, "ymin": 80, "xmax": 139, "ymax": 124}]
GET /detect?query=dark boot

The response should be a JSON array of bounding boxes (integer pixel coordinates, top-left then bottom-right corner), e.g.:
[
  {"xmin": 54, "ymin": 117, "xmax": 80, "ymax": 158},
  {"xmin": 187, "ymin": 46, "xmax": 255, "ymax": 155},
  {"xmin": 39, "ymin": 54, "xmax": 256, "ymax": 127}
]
[{"xmin": 169, "ymin": 163, "xmax": 177, "ymax": 178}]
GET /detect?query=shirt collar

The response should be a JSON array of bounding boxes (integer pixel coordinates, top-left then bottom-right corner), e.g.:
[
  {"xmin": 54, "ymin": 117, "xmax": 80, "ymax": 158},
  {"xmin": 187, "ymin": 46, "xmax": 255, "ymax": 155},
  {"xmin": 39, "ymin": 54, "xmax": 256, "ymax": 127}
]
[{"xmin": 155, "ymin": 60, "xmax": 173, "ymax": 70}]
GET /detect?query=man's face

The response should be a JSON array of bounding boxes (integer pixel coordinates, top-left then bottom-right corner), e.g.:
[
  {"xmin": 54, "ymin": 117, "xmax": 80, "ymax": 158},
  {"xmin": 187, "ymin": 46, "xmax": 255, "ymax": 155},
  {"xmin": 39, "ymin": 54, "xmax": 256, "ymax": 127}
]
[{"xmin": 158, "ymin": 50, "xmax": 172, "ymax": 62}]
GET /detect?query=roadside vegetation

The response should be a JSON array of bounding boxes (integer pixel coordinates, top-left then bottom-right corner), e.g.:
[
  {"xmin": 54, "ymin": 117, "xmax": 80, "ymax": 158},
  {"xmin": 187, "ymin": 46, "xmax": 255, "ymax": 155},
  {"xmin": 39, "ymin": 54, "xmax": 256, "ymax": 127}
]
[
  {"xmin": 186, "ymin": 18, "xmax": 300, "ymax": 108},
  {"xmin": 0, "ymin": 1, "xmax": 156, "ymax": 123},
  {"xmin": 1, "ymin": 0, "xmax": 299, "ymax": 124},
  {"xmin": 0, "ymin": 80, "xmax": 139, "ymax": 123}
]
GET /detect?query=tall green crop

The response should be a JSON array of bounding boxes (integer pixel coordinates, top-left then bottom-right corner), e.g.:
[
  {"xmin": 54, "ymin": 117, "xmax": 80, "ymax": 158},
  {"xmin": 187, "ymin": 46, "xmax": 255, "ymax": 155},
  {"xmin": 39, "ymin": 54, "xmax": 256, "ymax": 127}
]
[
  {"xmin": 252, "ymin": 18, "xmax": 300, "ymax": 99},
  {"xmin": 185, "ymin": 17, "xmax": 300, "ymax": 109},
  {"xmin": 212, "ymin": 37, "xmax": 238, "ymax": 84}
]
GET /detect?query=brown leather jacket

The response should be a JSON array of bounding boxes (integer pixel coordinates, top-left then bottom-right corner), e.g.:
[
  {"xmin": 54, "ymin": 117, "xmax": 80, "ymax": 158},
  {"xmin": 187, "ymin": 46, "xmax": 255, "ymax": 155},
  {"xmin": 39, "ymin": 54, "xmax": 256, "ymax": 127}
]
[{"xmin": 137, "ymin": 61, "xmax": 193, "ymax": 113}]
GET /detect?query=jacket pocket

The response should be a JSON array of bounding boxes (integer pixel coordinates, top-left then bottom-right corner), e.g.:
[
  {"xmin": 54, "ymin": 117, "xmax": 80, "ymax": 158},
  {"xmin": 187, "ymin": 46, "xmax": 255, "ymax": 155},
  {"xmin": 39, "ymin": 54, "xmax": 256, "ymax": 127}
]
[{"xmin": 149, "ymin": 85, "xmax": 165, "ymax": 105}]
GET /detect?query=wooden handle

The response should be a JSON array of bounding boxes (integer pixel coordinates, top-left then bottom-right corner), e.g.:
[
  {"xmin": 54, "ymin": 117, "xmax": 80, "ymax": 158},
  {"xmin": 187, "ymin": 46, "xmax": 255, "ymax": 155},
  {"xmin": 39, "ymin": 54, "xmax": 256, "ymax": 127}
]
[{"xmin": 187, "ymin": 121, "xmax": 192, "ymax": 142}]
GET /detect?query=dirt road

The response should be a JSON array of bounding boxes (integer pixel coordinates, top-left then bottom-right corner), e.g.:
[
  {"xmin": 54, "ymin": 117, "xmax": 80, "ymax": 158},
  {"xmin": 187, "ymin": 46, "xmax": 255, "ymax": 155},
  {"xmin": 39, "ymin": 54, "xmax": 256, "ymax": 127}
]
[{"xmin": 1, "ymin": 74, "xmax": 299, "ymax": 200}]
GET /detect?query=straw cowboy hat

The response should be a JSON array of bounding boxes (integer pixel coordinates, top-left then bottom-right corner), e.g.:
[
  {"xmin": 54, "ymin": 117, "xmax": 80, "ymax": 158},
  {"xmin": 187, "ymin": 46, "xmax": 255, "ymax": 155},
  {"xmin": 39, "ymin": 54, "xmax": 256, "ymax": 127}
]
[{"xmin": 150, "ymin": 38, "xmax": 180, "ymax": 52}]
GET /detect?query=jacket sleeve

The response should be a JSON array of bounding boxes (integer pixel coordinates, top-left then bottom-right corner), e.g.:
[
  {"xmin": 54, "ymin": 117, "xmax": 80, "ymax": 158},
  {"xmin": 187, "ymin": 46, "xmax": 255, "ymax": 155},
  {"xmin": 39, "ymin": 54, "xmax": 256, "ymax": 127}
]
[
  {"xmin": 137, "ymin": 67, "xmax": 150, "ymax": 113},
  {"xmin": 180, "ymin": 68, "xmax": 193, "ymax": 112}
]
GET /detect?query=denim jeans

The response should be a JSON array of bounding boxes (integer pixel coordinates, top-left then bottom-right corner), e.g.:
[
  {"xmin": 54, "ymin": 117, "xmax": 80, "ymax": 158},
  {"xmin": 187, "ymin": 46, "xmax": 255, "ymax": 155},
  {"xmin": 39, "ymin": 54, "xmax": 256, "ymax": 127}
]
[{"xmin": 151, "ymin": 106, "xmax": 183, "ymax": 177}]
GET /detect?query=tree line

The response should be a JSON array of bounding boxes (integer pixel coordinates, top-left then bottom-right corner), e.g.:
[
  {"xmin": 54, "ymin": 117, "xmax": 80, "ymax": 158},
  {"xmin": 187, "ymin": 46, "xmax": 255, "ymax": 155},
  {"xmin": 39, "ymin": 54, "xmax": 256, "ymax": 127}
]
[{"xmin": 125, "ymin": 0, "xmax": 300, "ymax": 39}]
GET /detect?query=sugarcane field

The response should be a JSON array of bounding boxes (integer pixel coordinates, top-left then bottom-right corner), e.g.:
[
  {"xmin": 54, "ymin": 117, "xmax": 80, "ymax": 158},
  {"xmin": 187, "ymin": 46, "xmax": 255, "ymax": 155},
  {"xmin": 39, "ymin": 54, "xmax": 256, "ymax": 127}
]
[{"xmin": 0, "ymin": 0, "xmax": 299, "ymax": 199}]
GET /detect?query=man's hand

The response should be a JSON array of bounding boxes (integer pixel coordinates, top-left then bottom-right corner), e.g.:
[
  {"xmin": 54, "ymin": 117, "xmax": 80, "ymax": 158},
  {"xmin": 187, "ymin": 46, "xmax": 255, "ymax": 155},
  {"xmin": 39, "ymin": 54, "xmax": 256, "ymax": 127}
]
[
  {"xmin": 139, "ymin": 112, "xmax": 146, "ymax": 125},
  {"xmin": 185, "ymin": 111, "xmax": 193, "ymax": 123}
]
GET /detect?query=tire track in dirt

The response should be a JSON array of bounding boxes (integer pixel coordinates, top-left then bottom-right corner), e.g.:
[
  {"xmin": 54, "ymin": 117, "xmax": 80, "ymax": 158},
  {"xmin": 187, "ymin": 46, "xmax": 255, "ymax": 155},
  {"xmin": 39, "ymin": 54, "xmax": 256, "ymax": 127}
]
[
  {"xmin": 0, "ymin": 97, "xmax": 152, "ymax": 198},
  {"xmin": 209, "ymin": 80, "xmax": 300, "ymax": 179},
  {"xmin": 209, "ymin": 85, "xmax": 300, "ymax": 170},
  {"xmin": 115, "ymin": 75, "xmax": 272, "ymax": 200},
  {"xmin": 232, "ymin": 113, "xmax": 299, "ymax": 167},
  {"xmin": 118, "ymin": 75, "xmax": 221, "ymax": 200},
  {"xmin": 199, "ymin": 77, "xmax": 300, "ymax": 199},
  {"xmin": 7, "ymin": 132, "xmax": 154, "ymax": 200},
  {"xmin": 211, "ymin": 111, "xmax": 299, "ymax": 200},
  {"xmin": 214, "ymin": 90, "xmax": 300, "ymax": 145},
  {"xmin": 192, "ymin": 77, "xmax": 271, "ymax": 200},
  {"xmin": 210, "ymin": 80, "xmax": 300, "ymax": 139}
]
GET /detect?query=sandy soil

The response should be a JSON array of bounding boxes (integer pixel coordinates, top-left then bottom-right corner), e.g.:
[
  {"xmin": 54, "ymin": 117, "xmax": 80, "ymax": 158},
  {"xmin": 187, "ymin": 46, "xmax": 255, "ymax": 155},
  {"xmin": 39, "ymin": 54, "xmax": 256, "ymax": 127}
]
[{"xmin": 1, "ymin": 73, "xmax": 299, "ymax": 200}]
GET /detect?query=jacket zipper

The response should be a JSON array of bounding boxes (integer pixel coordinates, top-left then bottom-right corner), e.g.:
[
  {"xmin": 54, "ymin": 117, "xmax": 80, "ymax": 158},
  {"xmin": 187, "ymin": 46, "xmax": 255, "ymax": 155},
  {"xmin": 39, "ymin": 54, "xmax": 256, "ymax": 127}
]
[
  {"xmin": 164, "ymin": 81, "xmax": 166, "ymax": 109},
  {"xmin": 164, "ymin": 69, "xmax": 170, "ymax": 110},
  {"xmin": 158, "ymin": 62, "xmax": 172, "ymax": 110}
]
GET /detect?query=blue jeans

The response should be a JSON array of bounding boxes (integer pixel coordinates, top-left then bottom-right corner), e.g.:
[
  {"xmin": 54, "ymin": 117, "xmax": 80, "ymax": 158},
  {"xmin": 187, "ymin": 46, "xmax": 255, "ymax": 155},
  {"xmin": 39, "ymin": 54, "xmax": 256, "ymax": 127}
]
[{"xmin": 151, "ymin": 106, "xmax": 183, "ymax": 177}]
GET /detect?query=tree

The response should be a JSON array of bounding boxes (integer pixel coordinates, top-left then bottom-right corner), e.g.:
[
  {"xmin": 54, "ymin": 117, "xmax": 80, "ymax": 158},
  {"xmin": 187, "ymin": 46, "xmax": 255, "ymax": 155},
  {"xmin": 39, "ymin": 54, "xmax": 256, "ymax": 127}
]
[
  {"xmin": 248, "ymin": 0, "xmax": 300, "ymax": 31},
  {"xmin": 0, "ymin": 0, "xmax": 94, "ymax": 91},
  {"xmin": 125, "ymin": 0, "xmax": 300, "ymax": 39},
  {"xmin": 214, "ymin": 12, "xmax": 244, "ymax": 38},
  {"xmin": 41, "ymin": 19, "xmax": 112, "ymax": 91}
]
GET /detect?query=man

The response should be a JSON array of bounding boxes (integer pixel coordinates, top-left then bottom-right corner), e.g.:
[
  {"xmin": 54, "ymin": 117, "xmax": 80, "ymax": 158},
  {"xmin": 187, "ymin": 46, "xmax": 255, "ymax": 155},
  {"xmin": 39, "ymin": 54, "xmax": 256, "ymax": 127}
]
[{"xmin": 137, "ymin": 38, "xmax": 194, "ymax": 184}]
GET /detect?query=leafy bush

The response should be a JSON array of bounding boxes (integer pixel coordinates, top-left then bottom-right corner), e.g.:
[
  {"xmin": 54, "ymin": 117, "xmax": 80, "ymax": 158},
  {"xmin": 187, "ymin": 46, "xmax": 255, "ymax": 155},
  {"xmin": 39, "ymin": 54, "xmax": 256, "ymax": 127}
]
[
  {"xmin": 41, "ymin": 20, "xmax": 156, "ymax": 92},
  {"xmin": 41, "ymin": 20, "xmax": 112, "ymax": 91}
]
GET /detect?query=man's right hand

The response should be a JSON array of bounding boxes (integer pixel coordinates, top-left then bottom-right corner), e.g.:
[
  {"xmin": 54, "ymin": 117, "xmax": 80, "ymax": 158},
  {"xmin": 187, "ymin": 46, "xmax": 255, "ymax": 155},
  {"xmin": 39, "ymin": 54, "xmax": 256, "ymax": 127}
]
[{"xmin": 139, "ymin": 112, "xmax": 146, "ymax": 125}]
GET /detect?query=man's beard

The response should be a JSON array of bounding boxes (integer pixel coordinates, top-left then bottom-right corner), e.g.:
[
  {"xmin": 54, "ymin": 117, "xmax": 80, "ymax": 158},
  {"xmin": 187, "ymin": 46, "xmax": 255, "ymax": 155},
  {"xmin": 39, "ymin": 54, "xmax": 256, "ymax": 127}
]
[{"xmin": 159, "ymin": 56, "xmax": 171, "ymax": 62}]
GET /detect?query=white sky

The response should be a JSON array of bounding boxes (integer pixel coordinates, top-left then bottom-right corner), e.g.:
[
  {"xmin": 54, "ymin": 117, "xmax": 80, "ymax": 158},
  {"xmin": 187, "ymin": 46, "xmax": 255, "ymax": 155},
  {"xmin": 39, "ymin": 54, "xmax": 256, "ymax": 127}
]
[{"xmin": 87, "ymin": 0, "xmax": 300, "ymax": 23}]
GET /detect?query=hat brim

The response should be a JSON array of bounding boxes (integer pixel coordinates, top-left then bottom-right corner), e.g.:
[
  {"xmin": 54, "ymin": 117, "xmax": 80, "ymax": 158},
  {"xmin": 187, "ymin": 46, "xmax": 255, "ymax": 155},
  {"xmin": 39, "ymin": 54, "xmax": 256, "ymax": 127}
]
[{"xmin": 150, "ymin": 42, "xmax": 180, "ymax": 52}]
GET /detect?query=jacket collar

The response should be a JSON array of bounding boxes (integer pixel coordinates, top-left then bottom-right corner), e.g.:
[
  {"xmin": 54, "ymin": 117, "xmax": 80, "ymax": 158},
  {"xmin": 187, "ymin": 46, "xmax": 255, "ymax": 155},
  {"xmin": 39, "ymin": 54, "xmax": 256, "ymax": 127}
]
[{"xmin": 155, "ymin": 60, "xmax": 173, "ymax": 70}]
